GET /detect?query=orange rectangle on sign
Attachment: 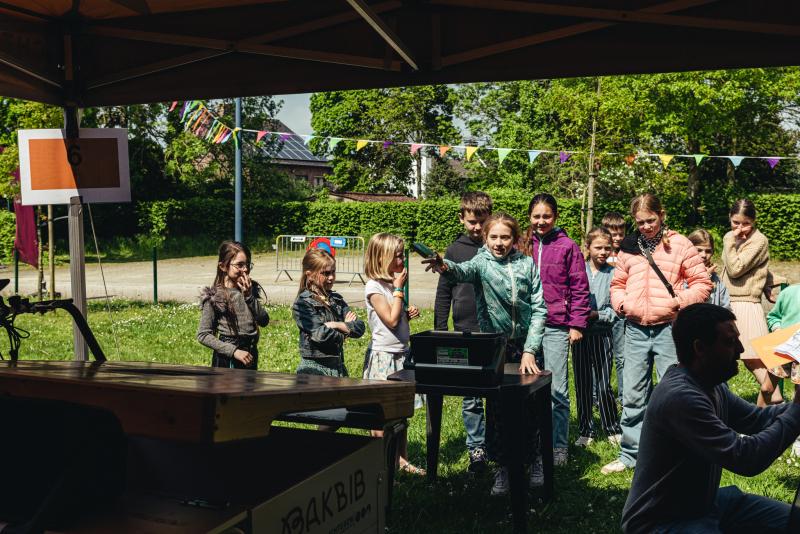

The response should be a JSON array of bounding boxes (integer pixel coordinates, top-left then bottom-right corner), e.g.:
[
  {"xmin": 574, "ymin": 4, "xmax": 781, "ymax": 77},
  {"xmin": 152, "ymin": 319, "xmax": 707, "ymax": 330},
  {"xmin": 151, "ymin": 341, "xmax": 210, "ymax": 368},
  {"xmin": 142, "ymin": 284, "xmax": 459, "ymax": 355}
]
[{"xmin": 28, "ymin": 138, "xmax": 120, "ymax": 190}]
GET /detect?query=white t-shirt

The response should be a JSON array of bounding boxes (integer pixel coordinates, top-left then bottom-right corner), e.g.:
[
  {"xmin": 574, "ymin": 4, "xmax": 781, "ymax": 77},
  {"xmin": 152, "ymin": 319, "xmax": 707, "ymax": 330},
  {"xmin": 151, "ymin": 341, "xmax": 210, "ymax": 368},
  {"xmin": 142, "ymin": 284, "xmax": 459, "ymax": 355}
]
[{"xmin": 365, "ymin": 279, "xmax": 410, "ymax": 352}]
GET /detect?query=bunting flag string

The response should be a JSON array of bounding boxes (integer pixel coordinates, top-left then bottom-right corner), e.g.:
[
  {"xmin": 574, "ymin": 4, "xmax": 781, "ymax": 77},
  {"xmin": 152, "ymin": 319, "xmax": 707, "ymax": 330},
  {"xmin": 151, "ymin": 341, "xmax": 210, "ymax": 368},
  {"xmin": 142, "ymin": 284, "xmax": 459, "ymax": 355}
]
[{"xmin": 169, "ymin": 100, "xmax": 799, "ymax": 170}]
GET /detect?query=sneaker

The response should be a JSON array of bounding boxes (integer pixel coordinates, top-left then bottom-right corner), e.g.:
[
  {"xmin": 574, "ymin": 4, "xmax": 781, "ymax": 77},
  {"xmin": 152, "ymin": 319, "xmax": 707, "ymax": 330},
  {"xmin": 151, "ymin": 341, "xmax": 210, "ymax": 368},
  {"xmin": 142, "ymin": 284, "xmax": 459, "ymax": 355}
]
[
  {"xmin": 792, "ymin": 439, "xmax": 800, "ymax": 458},
  {"xmin": 468, "ymin": 447, "xmax": 488, "ymax": 473},
  {"xmin": 601, "ymin": 459, "xmax": 627, "ymax": 475},
  {"xmin": 553, "ymin": 447, "xmax": 569, "ymax": 466},
  {"xmin": 490, "ymin": 467, "xmax": 509, "ymax": 496},
  {"xmin": 608, "ymin": 433, "xmax": 623, "ymax": 446},
  {"xmin": 529, "ymin": 456, "xmax": 544, "ymax": 488},
  {"xmin": 574, "ymin": 436, "xmax": 594, "ymax": 447}
]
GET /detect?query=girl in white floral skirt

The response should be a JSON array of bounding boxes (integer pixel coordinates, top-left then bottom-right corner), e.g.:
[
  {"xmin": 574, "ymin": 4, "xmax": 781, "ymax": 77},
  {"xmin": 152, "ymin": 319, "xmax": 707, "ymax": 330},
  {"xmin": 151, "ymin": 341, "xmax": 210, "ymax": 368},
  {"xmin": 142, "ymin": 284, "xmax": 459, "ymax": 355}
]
[{"xmin": 363, "ymin": 233, "xmax": 424, "ymax": 475}]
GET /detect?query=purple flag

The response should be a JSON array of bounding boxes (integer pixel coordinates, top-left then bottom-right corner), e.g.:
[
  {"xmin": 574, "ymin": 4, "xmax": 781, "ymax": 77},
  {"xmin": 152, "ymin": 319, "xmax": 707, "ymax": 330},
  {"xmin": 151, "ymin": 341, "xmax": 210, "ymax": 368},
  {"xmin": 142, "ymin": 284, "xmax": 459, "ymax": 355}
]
[
  {"xmin": 279, "ymin": 133, "xmax": 292, "ymax": 141},
  {"xmin": 559, "ymin": 151, "xmax": 572, "ymax": 164},
  {"xmin": 766, "ymin": 157, "xmax": 780, "ymax": 169},
  {"xmin": 383, "ymin": 141, "xmax": 393, "ymax": 149}
]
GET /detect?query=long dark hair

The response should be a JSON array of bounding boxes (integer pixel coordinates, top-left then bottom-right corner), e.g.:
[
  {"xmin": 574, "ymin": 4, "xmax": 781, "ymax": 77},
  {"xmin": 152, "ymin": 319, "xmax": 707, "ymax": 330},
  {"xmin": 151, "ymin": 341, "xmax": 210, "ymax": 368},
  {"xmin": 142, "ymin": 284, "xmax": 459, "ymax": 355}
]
[
  {"xmin": 729, "ymin": 198, "xmax": 756, "ymax": 220},
  {"xmin": 527, "ymin": 193, "xmax": 558, "ymax": 217},
  {"xmin": 213, "ymin": 240, "xmax": 252, "ymax": 335}
]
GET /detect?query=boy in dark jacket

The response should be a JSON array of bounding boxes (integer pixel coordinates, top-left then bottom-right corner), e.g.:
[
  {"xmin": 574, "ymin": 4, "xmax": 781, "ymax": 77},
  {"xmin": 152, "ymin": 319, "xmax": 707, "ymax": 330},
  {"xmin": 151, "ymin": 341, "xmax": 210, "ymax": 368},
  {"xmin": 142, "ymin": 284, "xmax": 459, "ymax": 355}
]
[{"xmin": 434, "ymin": 191, "xmax": 492, "ymax": 473}]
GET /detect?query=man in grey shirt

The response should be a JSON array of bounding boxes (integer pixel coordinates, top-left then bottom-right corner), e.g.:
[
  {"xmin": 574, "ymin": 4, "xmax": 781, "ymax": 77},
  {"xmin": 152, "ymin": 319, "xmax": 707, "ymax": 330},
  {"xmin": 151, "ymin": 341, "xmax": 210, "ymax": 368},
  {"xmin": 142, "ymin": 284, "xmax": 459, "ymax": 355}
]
[{"xmin": 622, "ymin": 303, "xmax": 800, "ymax": 533}]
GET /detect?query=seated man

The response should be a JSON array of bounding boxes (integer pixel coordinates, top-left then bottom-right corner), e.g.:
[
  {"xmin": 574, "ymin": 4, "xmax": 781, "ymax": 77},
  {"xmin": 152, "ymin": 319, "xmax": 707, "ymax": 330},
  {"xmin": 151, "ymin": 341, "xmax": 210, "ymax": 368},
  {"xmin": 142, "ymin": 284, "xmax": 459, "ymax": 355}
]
[{"xmin": 621, "ymin": 303, "xmax": 800, "ymax": 533}]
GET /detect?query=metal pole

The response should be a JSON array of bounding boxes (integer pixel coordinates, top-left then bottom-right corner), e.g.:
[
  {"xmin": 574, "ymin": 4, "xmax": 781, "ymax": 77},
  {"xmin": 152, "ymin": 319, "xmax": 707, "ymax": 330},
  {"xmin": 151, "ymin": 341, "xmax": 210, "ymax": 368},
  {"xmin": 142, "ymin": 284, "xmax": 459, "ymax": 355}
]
[
  {"xmin": 36, "ymin": 206, "xmax": 43, "ymax": 301},
  {"xmin": 153, "ymin": 246, "xmax": 158, "ymax": 304},
  {"xmin": 234, "ymin": 97, "xmax": 242, "ymax": 242},
  {"xmin": 13, "ymin": 249, "xmax": 18, "ymax": 294},
  {"xmin": 586, "ymin": 77, "xmax": 601, "ymax": 234},
  {"xmin": 48, "ymin": 204, "xmax": 55, "ymax": 299},
  {"xmin": 403, "ymin": 249, "xmax": 409, "ymax": 311},
  {"xmin": 68, "ymin": 196, "xmax": 88, "ymax": 361}
]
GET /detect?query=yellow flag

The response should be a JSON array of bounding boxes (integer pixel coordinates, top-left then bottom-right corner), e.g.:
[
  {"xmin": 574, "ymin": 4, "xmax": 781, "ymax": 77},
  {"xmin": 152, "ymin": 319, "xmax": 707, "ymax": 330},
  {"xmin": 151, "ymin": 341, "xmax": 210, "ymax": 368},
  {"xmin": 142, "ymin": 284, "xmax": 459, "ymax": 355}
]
[
  {"xmin": 658, "ymin": 154, "xmax": 674, "ymax": 169},
  {"xmin": 465, "ymin": 146, "xmax": 478, "ymax": 161},
  {"xmin": 356, "ymin": 140, "xmax": 369, "ymax": 151}
]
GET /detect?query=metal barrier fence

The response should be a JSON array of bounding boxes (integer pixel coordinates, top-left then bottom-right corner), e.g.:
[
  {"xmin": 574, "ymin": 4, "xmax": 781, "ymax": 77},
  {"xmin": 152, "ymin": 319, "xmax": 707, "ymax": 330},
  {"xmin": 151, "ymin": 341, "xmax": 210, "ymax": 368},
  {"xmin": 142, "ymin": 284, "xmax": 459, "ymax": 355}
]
[{"xmin": 274, "ymin": 235, "xmax": 366, "ymax": 285}]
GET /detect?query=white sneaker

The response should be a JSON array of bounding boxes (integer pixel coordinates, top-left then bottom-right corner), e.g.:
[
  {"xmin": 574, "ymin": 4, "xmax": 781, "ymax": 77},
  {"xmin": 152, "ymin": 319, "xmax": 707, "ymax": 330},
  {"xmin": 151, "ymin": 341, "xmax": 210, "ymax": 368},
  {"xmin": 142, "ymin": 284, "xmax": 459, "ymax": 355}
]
[
  {"xmin": 608, "ymin": 434, "xmax": 623, "ymax": 446},
  {"xmin": 529, "ymin": 456, "xmax": 544, "ymax": 488},
  {"xmin": 553, "ymin": 447, "xmax": 569, "ymax": 466},
  {"xmin": 601, "ymin": 459, "xmax": 627, "ymax": 475},
  {"xmin": 792, "ymin": 439, "xmax": 800, "ymax": 457},
  {"xmin": 574, "ymin": 436, "xmax": 594, "ymax": 447},
  {"xmin": 491, "ymin": 467, "xmax": 509, "ymax": 496}
]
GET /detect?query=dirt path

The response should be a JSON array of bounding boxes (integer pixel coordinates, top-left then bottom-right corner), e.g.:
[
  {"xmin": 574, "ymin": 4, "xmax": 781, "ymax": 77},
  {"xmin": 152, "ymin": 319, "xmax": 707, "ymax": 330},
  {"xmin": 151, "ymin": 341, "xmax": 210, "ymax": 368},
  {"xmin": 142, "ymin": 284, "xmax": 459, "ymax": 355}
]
[
  {"xmin": 3, "ymin": 253, "xmax": 797, "ymax": 310},
  {"xmin": 2, "ymin": 251, "xmax": 443, "ymax": 308}
]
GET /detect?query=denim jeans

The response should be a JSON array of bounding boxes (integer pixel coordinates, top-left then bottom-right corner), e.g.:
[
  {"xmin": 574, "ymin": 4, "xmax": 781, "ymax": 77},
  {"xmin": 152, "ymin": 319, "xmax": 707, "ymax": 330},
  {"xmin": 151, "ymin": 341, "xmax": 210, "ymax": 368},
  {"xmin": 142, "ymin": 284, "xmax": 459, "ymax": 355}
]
[
  {"xmin": 653, "ymin": 485, "xmax": 790, "ymax": 533},
  {"xmin": 543, "ymin": 325, "xmax": 570, "ymax": 450},
  {"xmin": 611, "ymin": 318, "xmax": 626, "ymax": 404},
  {"xmin": 619, "ymin": 321, "xmax": 676, "ymax": 467},
  {"xmin": 462, "ymin": 396, "xmax": 486, "ymax": 451}
]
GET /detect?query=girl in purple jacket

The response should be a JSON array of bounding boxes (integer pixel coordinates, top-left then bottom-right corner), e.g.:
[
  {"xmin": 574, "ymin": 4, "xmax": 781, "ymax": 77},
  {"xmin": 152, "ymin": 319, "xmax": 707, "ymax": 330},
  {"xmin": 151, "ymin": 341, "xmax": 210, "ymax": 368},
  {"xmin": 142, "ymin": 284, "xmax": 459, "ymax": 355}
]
[{"xmin": 523, "ymin": 193, "xmax": 591, "ymax": 466}]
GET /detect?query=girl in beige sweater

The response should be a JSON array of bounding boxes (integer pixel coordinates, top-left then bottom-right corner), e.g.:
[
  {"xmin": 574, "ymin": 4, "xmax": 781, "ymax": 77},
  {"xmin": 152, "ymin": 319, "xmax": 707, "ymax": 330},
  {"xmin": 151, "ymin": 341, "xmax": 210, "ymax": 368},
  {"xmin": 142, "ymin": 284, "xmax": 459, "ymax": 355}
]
[{"xmin": 721, "ymin": 199, "xmax": 778, "ymax": 406}]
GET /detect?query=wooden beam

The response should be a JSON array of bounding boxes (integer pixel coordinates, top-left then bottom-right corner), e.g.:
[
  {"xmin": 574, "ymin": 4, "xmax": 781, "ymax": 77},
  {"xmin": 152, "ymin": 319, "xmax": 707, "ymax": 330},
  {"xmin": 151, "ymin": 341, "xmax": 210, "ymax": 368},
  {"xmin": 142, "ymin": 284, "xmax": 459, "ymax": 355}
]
[
  {"xmin": 238, "ymin": 42, "xmax": 402, "ymax": 71},
  {"xmin": 240, "ymin": 0, "xmax": 401, "ymax": 44},
  {"xmin": 0, "ymin": 1, "xmax": 54, "ymax": 21},
  {"xmin": 345, "ymin": 0, "xmax": 418, "ymax": 70},
  {"xmin": 107, "ymin": 0, "xmax": 151, "ymax": 15},
  {"xmin": 87, "ymin": 50, "xmax": 229, "ymax": 90},
  {"xmin": 0, "ymin": 49, "xmax": 60, "ymax": 87},
  {"xmin": 434, "ymin": 0, "xmax": 800, "ymax": 37},
  {"xmin": 441, "ymin": 0, "xmax": 720, "ymax": 67}
]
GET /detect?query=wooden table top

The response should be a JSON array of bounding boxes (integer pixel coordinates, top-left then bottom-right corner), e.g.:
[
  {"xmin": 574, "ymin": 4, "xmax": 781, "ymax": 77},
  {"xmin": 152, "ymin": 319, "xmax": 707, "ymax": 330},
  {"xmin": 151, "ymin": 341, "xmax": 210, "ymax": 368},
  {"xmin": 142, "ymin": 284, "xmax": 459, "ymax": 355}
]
[{"xmin": 0, "ymin": 361, "xmax": 415, "ymax": 443}]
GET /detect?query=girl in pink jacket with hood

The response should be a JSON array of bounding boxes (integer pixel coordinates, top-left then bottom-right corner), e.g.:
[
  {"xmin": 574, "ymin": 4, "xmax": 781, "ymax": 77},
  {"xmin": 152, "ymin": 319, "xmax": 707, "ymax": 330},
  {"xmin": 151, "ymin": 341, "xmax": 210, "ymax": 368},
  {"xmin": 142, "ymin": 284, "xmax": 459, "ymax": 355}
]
[{"xmin": 601, "ymin": 193, "xmax": 712, "ymax": 475}]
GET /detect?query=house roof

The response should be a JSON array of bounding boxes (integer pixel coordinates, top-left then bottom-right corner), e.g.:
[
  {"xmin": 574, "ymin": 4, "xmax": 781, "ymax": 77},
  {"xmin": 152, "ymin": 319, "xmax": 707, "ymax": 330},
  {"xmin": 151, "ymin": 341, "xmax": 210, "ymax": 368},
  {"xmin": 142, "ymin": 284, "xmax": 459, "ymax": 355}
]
[
  {"xmin": 268, "ymin": 121, "xmax": 329, "ymax": 165},
  {"xmin": 329, "ymin": 192, "xmax": 416, "ymax": 202},
  {"xmin": 2, "ymin": 2, "xmax": 799, "ymax": 107}
]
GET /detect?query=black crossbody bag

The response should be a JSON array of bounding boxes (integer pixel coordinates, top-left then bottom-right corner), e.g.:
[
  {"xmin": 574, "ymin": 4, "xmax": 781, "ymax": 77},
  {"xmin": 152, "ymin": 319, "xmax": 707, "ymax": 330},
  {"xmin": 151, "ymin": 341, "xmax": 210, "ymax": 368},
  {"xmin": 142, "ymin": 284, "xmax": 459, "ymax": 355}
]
[{"xmin": 642, "ymin": 247, "xmax": 677, "ymax": 298}]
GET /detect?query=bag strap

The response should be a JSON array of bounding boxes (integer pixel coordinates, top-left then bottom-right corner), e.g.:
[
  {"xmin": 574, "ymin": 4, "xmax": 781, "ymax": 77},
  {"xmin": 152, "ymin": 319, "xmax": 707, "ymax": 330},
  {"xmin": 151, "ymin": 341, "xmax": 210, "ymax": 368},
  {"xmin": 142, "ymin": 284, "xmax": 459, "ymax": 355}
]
[{"xmin": 642, "ymin": 247, "xmax": 677, "ymax": 298}]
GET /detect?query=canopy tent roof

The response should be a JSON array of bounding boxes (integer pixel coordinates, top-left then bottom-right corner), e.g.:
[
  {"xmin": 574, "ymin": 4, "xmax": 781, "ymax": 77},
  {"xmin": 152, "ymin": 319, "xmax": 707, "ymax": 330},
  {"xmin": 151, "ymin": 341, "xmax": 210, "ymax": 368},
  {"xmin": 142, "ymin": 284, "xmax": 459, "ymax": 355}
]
[{"xmin": 2, "ymin": 0, "xmax": 800, "ymax": 107}]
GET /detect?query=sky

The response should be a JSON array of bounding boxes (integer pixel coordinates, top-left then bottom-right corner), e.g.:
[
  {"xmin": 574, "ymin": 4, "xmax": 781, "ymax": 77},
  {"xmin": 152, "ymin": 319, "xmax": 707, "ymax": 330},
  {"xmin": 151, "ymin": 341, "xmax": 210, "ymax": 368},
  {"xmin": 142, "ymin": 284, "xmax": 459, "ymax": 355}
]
[{"xmin": 275, "ymin": 93, "xmax": 312, "ymax": 134}]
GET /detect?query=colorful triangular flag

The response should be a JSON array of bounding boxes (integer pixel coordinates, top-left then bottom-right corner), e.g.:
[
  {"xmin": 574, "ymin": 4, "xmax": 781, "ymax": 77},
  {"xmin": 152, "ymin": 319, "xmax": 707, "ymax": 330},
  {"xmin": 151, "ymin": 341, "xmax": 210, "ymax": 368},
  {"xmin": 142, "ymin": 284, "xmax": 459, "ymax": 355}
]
[
  {"xmin": 356, "ymin": 140, "xmax": 369, "ymax": 151},
  {"xmin": 169, "ymin": 101, "xmax": 178, "ymax": 112},
  {"xmin": 528, "ymin": 150, "xmax": 542, "ymax": 164},
  {"xmin": 497, "ymin": 148, "xmax": 512, "ymax": 164},
  {"xmin": 728, "ymin": 156, "xmax": 745, "ymax": 168},
  {"xmin": 624, "ymin": 154, "xmax": 636, "ymax": 166},
  {"xmin": 410, "ymin": 143, "xmax": 423, "ymax": 155},
  {"xmin": 465, "ymin": 146, "xmax": 478, "ymax": 161},
  {"xmin": 559, "ymin": 151, "xmax": 571, "ymax": 164},
  {"xmin": 766, "ymin": 157, "xmax": 780, "ymax": 169},
  {"xmin": 328, "ymin": 137, "xmax": 342, "ymax": 152},
  {"xmin": 693, "ymin": 154, "xmax": 706, "ymax": 166},
  {"xmin": 383, "ymin": 141, "xmax": 393, "ymax": 149},
  {"xmin": 302, "ymin": 135, "xmax": 314, "ymax": 145},
  {"xmin": 439, "ymin": 145, "xmax": 451, "ymax": 157},
  {"xmin": 232, "ymin": 127, "xmax": 241, "ymax": 150},
  {"xmin": 256, "ymin": 131, "xmax": 268, "ymax": 143},
  {"xmin": 658, "ymin": 155, "xmax": 674, "ymax": 169}
]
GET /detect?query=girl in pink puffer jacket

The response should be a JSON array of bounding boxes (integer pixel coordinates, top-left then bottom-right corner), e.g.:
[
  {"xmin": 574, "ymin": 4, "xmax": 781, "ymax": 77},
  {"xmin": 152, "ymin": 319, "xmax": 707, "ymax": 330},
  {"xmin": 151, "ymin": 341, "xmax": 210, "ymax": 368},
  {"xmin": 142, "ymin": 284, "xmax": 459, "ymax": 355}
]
[{"xmin": 600, "ymin": 193, "xmax": 711, "ymax": 476}]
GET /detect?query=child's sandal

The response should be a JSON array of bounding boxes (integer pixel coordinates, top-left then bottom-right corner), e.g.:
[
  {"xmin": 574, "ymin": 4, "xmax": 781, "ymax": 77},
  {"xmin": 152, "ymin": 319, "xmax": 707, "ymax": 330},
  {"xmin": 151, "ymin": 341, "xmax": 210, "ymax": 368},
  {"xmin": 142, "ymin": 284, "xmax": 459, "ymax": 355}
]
[{"xmin": 398, "ymin": 462, "xmax": 426, "ymax": 476}]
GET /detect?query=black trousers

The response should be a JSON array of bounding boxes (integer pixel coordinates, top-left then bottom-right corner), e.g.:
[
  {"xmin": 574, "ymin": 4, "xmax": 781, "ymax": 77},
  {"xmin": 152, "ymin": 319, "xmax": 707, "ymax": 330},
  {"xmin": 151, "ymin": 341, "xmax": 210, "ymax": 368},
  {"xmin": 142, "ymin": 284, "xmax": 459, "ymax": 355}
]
[{"xmin": 572, "ymin": 332, "xmax": 621, "ymax": 437}]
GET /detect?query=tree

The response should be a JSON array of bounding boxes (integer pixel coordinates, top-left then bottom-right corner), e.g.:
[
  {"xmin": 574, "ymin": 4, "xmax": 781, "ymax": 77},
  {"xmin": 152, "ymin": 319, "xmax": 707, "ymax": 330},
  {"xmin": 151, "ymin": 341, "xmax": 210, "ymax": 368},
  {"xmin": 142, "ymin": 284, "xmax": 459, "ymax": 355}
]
[
  {"xmin": 310, "ymin": 86, "xmax": 459, "ymax": 196},
  {"xmin": 455, "ymin": 68, "xmax": 800, "ymax": 223}
]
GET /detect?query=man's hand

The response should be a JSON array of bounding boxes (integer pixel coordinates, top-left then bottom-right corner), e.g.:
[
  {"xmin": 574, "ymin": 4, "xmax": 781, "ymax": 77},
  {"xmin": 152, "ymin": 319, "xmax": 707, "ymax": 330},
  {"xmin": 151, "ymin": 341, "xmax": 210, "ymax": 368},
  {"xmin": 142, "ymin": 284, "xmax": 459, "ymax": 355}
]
[{"xmin": 519, "ymin": 353, "xmax": 542, "ymax": 374}]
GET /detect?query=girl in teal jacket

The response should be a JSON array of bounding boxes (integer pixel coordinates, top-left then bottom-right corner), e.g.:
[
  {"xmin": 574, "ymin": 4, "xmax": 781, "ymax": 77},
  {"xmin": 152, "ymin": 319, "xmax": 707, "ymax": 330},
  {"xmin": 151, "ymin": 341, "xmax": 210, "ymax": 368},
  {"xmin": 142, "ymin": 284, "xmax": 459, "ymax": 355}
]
[{"xmin": 425, "ymin": 212, "xmax": 548, "ymax": 496}]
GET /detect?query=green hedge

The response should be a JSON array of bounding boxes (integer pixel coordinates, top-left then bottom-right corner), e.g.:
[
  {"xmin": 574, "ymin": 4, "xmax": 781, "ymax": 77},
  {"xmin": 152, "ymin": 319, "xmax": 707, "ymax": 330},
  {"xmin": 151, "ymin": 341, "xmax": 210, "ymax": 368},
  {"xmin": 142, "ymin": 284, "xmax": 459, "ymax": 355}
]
[
  {"xmin": 4, "ymin": 193, "xmax": 798, "ymax": 260},
  {"xmin": 74, "ymin": 192, "xmax": 800, "ymax": 261}
]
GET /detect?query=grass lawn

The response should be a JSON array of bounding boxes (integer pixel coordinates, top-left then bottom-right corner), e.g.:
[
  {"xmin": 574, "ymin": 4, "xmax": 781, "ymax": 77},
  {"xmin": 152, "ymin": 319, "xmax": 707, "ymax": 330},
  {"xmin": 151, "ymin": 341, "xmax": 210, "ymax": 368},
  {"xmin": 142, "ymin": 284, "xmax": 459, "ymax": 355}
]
[{"xmin": 10, "ymin": 301, "xmax": 800, "ymax": 533}]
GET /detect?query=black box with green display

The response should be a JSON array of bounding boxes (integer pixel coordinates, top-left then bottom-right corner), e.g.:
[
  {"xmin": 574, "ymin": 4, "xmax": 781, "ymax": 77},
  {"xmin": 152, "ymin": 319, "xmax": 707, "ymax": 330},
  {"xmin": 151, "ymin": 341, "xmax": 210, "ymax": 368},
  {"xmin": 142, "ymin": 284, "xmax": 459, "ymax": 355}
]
[{"xmin": 405, "ymin": 331, "xmax": 506, "ymax": 386}]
